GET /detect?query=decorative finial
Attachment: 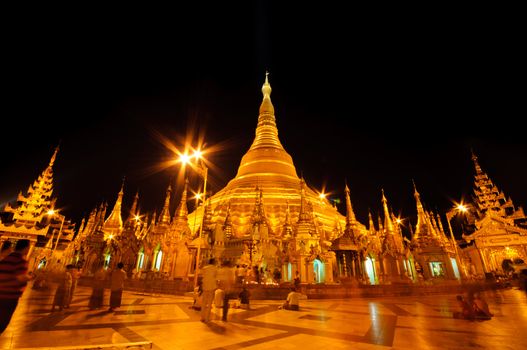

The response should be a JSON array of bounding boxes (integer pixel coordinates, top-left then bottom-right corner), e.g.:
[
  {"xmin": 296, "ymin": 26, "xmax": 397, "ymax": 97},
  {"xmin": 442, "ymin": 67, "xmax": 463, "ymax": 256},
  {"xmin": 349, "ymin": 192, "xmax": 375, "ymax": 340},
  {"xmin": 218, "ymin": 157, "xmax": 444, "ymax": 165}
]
[
  {"xmin": 470, "ymin": 148, "xmax": 482, "ymax": 173},
  {"xmin": 412, "ymin": 179, "xmax": 418, "ymax": 194},
  {"xmin": 262, "ymin": 71, "xmax": 272, "ymax": 97},
  {"xmin": 120, "ymin": 177, "xmax": 126, "ymax": 193},
  {"xmin": 49, "ymin": 145, "xmax": 60, "ymax": 167}
]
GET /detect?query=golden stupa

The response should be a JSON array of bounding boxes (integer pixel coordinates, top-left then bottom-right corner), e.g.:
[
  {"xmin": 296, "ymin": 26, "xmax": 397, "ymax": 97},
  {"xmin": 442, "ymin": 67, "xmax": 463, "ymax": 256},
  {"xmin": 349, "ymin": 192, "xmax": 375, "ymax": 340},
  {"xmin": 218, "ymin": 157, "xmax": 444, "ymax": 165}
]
[{"xmin": 189, "ymin": 73, "xmax": 345, "ymax": 238}]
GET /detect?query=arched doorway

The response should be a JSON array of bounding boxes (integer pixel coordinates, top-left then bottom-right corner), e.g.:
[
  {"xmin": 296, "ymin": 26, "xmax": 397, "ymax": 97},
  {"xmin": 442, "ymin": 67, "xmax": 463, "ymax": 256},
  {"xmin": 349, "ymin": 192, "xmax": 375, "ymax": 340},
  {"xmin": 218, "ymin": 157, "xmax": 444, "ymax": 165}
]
[
  {"xmin": 365, "ymin": 256, "xmax": 376, "ymax": 285},
  {"xmin": 153, "ymin": 243, "xmax": 163, "ymax": 271},
  {"xmin": 136, "ymin": 247, "xmax": 145, "ymax": 271},
  {"xmin": 313, "ymin": 259, "xmax": 324, "ymax": 283}
]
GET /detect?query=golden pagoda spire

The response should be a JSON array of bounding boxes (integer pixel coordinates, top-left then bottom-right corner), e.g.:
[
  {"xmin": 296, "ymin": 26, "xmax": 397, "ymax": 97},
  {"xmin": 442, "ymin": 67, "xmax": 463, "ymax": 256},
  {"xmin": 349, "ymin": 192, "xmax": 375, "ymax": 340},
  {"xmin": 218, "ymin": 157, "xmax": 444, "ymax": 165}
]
[
  {"xmin": 344, "ymin": 183, "xmax": 357, "ymax": 226},
  {"xmin": 368, "ymin": 210, "xmax": 375, "ymax": 232},
  {"xmin": 249, "ymin": 72, "xmax": 284, "ymax": 151},
  {"xmin": 159, "ymin": 183, "xmax": 172, "ymax": 225},
  {"xmin": 377, "ymin": 214, "xmax": 384, "ymax": 233},
  {"xmin": 125, "ymin": 191, "xmax": 139, "ymax": 226},
  {"xmin": 104, "ymin": 180, "xmax": 124, "ymax": 235},
  {"xmin": 413, "ymin": 181, "xmax": 433, "ymax": 241},
  {"xmin": 436, "ymin": 212, "xmax": 446, "ymax": 237},
  {"xmin": 173, "ymin": 179, "xmax": 189, "ymax": 224},
  {"xmin": 381, "ymin": 189, "xmax": 394, "ymax": 234}
]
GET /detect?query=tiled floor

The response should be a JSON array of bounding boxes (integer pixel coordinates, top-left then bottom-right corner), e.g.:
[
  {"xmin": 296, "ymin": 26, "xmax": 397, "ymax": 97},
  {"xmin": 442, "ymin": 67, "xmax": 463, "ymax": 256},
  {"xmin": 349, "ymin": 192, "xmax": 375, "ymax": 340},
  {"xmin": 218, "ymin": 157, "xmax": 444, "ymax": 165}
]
[{"xmin": 1, "ymin": 286, "xmax": 526, "ymax": 349}]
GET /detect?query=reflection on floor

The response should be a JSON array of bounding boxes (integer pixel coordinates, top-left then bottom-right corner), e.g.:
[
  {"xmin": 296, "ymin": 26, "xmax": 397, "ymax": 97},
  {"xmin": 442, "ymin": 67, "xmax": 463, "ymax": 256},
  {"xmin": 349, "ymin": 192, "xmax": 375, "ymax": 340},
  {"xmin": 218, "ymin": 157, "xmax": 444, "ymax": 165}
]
[{"xmin": 1, "ymin": 285, "xmax": 526, "ymax": 349}]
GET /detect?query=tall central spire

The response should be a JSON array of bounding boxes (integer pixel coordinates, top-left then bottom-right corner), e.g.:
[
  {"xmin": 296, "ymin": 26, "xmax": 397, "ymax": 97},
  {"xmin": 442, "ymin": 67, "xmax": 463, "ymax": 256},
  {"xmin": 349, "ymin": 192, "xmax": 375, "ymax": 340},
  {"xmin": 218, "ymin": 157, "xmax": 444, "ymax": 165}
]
[
  {"xmin": 250, "ymin": 72, "xmax": 283, "ymax": 150},
  {"xmin": 235, "ymin": 73, "xmax": 298, "ymax": 179}
]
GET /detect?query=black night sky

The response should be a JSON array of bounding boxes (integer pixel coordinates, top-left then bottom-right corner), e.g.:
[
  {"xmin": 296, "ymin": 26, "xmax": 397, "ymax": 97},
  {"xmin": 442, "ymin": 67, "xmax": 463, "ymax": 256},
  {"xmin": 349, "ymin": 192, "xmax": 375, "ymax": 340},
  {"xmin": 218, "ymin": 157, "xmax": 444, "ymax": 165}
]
[{"xmin": 1, "ymin": 4, "xmax": 525, "ymax": 238}]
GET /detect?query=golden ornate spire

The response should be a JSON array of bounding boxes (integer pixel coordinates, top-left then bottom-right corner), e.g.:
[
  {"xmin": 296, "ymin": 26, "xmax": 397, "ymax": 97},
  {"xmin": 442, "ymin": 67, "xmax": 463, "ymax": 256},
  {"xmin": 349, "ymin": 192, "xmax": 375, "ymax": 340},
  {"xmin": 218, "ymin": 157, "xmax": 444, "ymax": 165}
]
[
  {"xmin": 381, "ymin": 189, "xmax": 394, "ymax": 234},
  {"xmin": 251, "ymin": 186, "xmax": 266, "ymax": 225},
  {"xmin": 251, "ymin": 72, "xmax": 283, "ymax": 150},
  {"xmin": 436, "ymin": 213, "xmax": 446, "ymax": 236},
  {"xmin": 173, "ymin": 179, "xmax": 189, "ymax": 223},
  {"xmin": 412, "ymin": 182, "xmax": 440, "ymax": 244},
  {"xmin": 368, "ymin": 210, "xmax": 375, "ymax": 232},
  {"xmin": 233, "ymin": 72, "xmax": 297, "ymax": 181},
  {"xmin": 471, "ymin": 149, "xmax": 483, "ymax": 175},
  {"xmin": 126, "ymin": 191, "xmax": 139, "ymax": 225},
  {"xmin": 124, "ymin": 191, "xmax": 139, "ymax": 230},
  {"xmin": 281, "ymin": 200, "xmax": 294, "ymax": 238},
  {"xmin": 413, "ymin": 180, "xmax": 427, "ymax": 224},
  {"xmin": 344, "ymin": 184, "xmax": 357, "ymax": 226},
  {"xmin": 49, "ymin": 145, "xmax": 59, "ymax": 167},
  {"xmin": 104, "ymin": 181, "xmax": 124, "ymax": 235},
  {"xmin": 159, "ymin": 183, "xmax": 172, "ymax": 225}
]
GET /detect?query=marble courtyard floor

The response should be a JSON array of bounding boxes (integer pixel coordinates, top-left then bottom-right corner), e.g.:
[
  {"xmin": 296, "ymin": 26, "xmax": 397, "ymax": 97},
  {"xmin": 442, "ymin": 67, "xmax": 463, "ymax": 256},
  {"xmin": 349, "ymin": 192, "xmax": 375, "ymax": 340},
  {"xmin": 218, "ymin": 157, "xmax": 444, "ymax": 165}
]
[{"xmin": 1, "ymin": 286, "xmax": 527, "ymax": 349}]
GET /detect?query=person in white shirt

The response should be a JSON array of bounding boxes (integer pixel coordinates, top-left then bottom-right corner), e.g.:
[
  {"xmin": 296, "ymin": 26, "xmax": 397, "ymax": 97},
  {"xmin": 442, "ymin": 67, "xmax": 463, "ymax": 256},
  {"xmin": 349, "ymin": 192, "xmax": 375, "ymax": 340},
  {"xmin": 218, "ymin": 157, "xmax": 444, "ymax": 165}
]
[
  {"xmin": 200, "ymin": 258, "xmax": 217, "ymax": 323},
  {"xmin": 279, "ymin": 287, "xmax": 307, "ymax": 311}
]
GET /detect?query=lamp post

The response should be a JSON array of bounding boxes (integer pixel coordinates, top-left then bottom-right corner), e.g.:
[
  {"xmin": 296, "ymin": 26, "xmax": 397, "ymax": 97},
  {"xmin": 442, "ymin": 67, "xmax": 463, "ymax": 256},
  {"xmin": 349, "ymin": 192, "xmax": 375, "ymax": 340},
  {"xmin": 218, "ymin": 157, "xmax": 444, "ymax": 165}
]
[
  {"xmin": 179, "ymin": 149, "xmax": 208, "ymax": 289},
  {"xmin": 47, "ymin": 209, "xmax": 66, "ymax": 260},
  {"xmin": 192, "ymin": 192, "xmax": 202, "ymax": 235},
  {"xmin": 446, "ymin": 203, "xmax": 468, "ymax": 278}
]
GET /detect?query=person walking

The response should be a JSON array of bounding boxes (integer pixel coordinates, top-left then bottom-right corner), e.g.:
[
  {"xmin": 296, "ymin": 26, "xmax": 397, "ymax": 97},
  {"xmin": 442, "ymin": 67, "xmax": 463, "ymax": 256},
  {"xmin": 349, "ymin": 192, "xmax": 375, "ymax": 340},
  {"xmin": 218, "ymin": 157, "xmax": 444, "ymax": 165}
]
[
  {"xmin": 217, "ymin": 260, "xmax": 236, "ymax": 321},
  {"xmin": 109, "ymin": 262, "xmax": 126, "ymax": 312},
  {"xmin": 200, "ymin": 258, "xmax": 217, "ymax": 323},
  {"xmin": 52, "ymin": 265, "xmax": 73, "ymax": 311},
  {"xmin": 89, "ymin": 266, "xmax": 107, "ymax": 309},
  {"xmin": 0, "ymin": 239, "xmax": 31, "ymax": 334},
  {"xmin": 66, "ymin": 266, "xmax": 81, "ymax": 308}
]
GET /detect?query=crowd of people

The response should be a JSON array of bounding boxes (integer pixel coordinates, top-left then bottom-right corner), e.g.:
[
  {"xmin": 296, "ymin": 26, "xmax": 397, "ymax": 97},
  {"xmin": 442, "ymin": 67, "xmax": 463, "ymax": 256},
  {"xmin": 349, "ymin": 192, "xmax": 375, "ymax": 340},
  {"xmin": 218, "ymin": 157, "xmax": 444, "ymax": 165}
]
[{"xmin": 0, "ymin": 240, "xmax": 130, "ymax": 335}]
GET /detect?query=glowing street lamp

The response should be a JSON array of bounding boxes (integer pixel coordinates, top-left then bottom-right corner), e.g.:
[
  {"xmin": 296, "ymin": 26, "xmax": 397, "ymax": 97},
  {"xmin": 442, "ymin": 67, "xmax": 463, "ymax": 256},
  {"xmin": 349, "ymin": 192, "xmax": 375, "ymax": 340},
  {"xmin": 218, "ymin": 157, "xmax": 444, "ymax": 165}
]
[{"xmin": 179, "ymin": 148, "xmax": 209, "ymax": 288}]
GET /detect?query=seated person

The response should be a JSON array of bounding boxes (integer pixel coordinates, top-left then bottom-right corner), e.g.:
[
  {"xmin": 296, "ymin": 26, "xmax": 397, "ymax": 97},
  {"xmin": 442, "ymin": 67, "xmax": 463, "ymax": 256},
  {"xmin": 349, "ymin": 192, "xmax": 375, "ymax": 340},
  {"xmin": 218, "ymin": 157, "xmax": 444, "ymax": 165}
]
[
  {"xmin": 279, "ymin": 287, "xmax": 306, "ymax": 311},
  {"xmin": 453, "ymin": 295, "xmax": 474, "ymax": 320},
  {"xmin": 473, "ymin": 292, "xmax": 493, "ymax": 319}
]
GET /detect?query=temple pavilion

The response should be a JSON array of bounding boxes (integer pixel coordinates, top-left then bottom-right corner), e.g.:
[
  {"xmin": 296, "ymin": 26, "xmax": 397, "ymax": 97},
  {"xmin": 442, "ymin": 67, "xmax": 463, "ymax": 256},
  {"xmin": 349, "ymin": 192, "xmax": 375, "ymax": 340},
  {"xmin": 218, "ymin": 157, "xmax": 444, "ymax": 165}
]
[{"xmin": 461, "ymin": 152, "xmax": 527, "ymax": 276}]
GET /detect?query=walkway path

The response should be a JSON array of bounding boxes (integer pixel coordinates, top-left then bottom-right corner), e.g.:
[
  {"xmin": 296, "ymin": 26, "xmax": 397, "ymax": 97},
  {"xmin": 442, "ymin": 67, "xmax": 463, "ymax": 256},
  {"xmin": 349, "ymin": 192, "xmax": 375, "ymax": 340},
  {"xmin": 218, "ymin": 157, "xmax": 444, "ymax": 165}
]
[{"xmin": 1, "ymin": 286, "xmax": 526, "ymax": 349}]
